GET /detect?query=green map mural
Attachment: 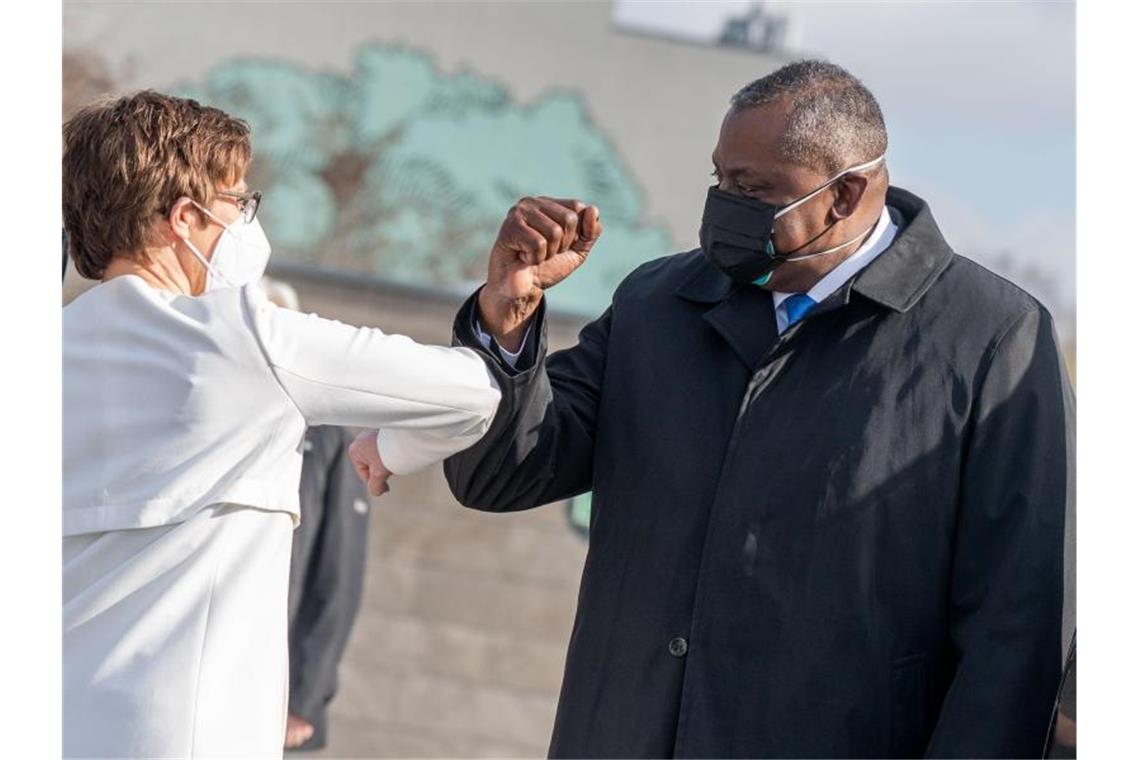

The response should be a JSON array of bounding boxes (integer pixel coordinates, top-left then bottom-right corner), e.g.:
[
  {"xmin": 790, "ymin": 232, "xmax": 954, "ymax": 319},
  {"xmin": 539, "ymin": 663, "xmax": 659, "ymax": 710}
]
[{"xmin": 178, "ymin": 44, "xmax": 674, "ymax": 315}]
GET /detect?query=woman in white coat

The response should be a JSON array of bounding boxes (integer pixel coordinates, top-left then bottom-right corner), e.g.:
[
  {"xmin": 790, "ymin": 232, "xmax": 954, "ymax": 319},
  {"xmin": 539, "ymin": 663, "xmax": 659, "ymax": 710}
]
[{"xmin": 62, "ymin": 91, "xmax": 501, "ymax": 758}]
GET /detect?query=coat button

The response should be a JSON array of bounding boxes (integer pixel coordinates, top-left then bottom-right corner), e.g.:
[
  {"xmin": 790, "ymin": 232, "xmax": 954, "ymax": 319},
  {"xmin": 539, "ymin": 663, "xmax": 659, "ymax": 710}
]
[{"xmin": 668, "ymin": 637, "xmax": 688, "ymax": 657}]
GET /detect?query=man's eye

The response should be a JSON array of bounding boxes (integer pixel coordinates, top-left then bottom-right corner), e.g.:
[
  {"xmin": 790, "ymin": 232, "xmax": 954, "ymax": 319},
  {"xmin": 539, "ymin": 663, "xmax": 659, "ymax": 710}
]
[{"xmin": 738, "ymin": 184, "xmax": 759, "ymax": 195}]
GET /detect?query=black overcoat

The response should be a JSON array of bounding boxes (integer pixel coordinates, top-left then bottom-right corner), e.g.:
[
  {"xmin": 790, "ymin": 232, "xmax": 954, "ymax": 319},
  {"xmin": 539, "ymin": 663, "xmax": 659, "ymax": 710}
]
[{"xmin": 444, "ymin": 187, "xmax": 1075, "ymax": 759}]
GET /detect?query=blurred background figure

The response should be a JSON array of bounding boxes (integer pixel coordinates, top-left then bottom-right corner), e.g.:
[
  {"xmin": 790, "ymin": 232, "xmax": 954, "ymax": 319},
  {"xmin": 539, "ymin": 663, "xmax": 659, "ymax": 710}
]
[
  {"xmin": 260, "ymin": 278, "xmax": 375, "ymax": 753},
  {"xmin": 286, "ymin": 422, "xmax": 373, "ymax": 751}
]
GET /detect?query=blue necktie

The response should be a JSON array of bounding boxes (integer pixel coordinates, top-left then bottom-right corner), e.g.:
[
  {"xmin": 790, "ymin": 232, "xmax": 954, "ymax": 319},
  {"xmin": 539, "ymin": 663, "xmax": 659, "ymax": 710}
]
[{"xmin": 783, "ymin": 293, "xmax": 816, "ymax": 327}]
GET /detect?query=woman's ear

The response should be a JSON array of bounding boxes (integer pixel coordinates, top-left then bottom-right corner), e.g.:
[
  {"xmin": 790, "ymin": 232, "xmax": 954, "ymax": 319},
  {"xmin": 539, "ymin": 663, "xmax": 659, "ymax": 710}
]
[{"xmin": 166, "ymin": 197, "xmax": 199, "ymax": 242}]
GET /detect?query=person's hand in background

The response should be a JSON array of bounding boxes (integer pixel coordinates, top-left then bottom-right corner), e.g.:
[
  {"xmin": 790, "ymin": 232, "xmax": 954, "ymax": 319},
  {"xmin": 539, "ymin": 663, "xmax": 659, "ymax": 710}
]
[
  {"xmin": 284, "ymin": 713, "xmax": 314, "ymax": 749},
  {"xmin": 348, "ymin": 431, "xmax": 392, "ymax": 497}
]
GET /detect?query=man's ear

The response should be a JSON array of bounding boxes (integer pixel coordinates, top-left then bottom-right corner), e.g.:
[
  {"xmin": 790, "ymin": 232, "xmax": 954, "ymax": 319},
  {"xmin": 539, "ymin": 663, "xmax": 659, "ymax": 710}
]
[{"xmin": 830, "ymin": 174, "xmax": 870, "ymax": 221}]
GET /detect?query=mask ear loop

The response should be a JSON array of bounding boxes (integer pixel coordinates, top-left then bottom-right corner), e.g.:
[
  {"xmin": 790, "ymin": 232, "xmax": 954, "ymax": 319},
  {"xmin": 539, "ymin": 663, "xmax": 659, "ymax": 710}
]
[
  {"xmin": 766, "ymin": 153, "xmax": 886, "ymax": 264},
  {"xmin": 179, "ymin": 235, "xmax": 235, "ymax": 289},
  {"xmin": 780, "ymin": 218, "xmax": 880, "ymax": 263},
  {"xmin": 177, "ymin": 201, "xmax": 237, "ymax": 290},
  {"xmin": 772, "ymin": 154, "xmax": 886, "ymax": 221},
  {"xmin": 754, "ymin": 215, "xmax": 878, "ymax": 287}
]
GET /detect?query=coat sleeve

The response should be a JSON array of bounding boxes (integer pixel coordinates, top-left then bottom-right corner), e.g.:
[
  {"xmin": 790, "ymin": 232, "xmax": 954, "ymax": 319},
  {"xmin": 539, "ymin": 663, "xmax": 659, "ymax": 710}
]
[
  {"xmin": 925, "ymin": 305, "xmax": 1076, "ymax": 758},
  {"xmin": 443, "ymin": 289, "xmax": 609, "ymax": 511},
  {"xmin": 243, "ymin": 285, "xmax": 502, "ymax": 475}
]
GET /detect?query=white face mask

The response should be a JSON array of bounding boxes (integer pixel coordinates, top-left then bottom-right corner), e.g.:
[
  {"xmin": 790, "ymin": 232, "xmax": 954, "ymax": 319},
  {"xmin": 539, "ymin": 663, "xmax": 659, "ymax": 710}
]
[{"xmin": 180, "ymin": 202, "xmax": 272, "ymax": 292}]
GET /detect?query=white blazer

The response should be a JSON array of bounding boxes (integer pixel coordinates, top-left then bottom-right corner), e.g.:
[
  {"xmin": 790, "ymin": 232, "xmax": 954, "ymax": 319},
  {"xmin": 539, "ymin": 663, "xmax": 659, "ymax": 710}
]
[{"xmin": 63, "ymin": 275, "xmax": 501, "ymax": 537}]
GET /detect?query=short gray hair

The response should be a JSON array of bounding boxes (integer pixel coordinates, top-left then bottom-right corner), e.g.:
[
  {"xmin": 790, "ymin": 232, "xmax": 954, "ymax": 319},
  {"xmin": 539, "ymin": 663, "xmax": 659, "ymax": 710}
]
[{"xmin": 731, "ymin": 60, "xmax": 888, "ymax": 176}]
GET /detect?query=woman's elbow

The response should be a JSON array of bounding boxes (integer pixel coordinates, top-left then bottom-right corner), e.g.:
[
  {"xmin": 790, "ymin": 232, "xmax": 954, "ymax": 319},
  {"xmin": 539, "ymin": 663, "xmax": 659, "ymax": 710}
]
[
  {"xmin": 464, "ymin": 383, "xmax": 501, "ymax": 438},
  {"xmin": 445, "ymin": 351, "xmax": 502, "ymax": 440},
  {"xmin": 462, "ymin": 361, "xmax": 502, "ymax": 427}
]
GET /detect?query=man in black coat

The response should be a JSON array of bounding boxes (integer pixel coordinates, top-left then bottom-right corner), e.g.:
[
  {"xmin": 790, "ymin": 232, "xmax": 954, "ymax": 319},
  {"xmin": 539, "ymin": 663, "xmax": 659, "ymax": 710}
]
[{"xmin": 353, "ymin": 60, "xmax": 1074, "ymax": 758}]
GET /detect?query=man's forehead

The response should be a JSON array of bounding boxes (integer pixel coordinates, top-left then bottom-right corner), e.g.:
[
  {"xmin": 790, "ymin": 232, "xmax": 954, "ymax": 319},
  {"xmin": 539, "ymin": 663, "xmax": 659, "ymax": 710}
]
[
  {"xmin": 714, "ymin": 104, "xmax": 826, "ymax": 184},
  {"xmin": 716, "ymin": 106, "xmax": 784, "ymax": 157},
  {"xmin": 721, "ymin": 99, "xmax": 788, "ymax": 138}
]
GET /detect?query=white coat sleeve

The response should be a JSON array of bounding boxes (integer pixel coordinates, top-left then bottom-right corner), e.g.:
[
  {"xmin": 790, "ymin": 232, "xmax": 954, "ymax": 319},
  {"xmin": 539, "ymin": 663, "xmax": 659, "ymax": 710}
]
[{"xmin": 243, "ymin": 286, "xmax": 502, "ymax": 475}]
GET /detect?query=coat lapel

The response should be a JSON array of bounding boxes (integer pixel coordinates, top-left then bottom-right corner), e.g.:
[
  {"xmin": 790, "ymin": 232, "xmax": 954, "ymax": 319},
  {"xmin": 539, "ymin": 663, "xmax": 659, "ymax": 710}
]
[
  {"xmin": 701, "ymin": 289, "xmax": 778, "ymax": 371},
  {"xmin": 675, "ymin": 255, "xmax": 778, "ymax": 371}
]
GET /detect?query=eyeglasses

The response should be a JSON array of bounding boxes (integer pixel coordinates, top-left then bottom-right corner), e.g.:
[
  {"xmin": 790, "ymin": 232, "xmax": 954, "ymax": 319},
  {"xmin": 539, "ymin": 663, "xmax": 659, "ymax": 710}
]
[{"xmin": 217, "ymin": 189, "xmax": 262, "ymax": 224}]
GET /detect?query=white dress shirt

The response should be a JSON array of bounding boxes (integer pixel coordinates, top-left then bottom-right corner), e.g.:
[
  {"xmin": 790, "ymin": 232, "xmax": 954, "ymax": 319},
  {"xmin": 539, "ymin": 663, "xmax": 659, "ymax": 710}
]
[
  {"xmin": 477, "ymin": 207, "xmax": 898, "ymax": 366},
  {"xmin": 63, "ymin": 275, "xmax": 501, "ymax": 536},
  {"xmin": 771, "ymin": 207, "xmax": 897, "ymax": 333}
]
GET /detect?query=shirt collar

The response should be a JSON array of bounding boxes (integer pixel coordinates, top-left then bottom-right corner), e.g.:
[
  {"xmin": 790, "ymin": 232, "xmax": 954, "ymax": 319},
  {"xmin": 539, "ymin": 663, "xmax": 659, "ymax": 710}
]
[{"xmin": 772, "ymin": 206, "xmax": 897, "ymax": 311}]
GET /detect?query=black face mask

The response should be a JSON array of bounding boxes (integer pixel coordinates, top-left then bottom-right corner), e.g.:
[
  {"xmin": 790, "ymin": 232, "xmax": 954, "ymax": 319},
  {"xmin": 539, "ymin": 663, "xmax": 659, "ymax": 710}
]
[
  {"xmin": 698, "ymin": 154, "xmax": 887, "ymax": 286},
  {"xmin": 698, "ymin": 186, "xmax": 784, "ymax": 286}
]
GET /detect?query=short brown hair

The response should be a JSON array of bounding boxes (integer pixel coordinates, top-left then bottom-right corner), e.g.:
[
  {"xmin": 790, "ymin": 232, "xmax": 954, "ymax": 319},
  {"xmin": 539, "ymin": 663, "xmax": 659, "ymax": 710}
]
[{"xmin": 62, "ymin": 90, "xmax": 252, "ymax": 279}]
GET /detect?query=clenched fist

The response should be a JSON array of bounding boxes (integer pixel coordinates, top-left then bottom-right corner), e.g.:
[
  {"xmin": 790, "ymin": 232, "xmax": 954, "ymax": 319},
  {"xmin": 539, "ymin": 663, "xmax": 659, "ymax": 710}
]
[
  {"xmin": 348, "ymin": 430, "xmax": 392, "ymax": 497},
  {"xmin": 478, "ymin": 197, "xmax": 603, "ymax": 351}
]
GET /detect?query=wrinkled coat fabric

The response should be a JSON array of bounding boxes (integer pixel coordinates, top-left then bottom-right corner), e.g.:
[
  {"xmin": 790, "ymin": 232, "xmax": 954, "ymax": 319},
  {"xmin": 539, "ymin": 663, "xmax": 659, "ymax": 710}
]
[{"xmin": 445, "ymin": 187, "xmax": 1075, "ymax": 759}]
